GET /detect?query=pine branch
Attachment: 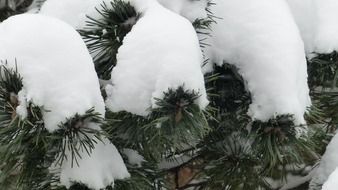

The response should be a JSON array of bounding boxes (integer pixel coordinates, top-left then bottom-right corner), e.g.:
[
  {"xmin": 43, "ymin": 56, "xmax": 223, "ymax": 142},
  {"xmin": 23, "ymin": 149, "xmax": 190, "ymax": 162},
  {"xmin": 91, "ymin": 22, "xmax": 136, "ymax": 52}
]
[
  {"xmin": 114, "ymin": 161, "xmax": 165, "ymax": 190},
  {"xmin": 189, "ymin": 63, "xmax": 320, "ymax": 190},
  {"xmin": 104, "ymin": 86, "xmax": 210, "ymax": 161},
  {"xmin": 308, "ymin": 51, "xmax": 338, "ymax": 89},
  {"xmin": 0, "ymin": 63, "xmax": 109, "ymax": 190},
  {"xmin": 52, "ymin": 108, "xmax": 105, "ymax": 168},
  {"xmin": 192, "ymin": 0, "xmax": 217, "ymax": 50},
  {"xmin": 0, "ymin": 0, "xmax": 33, "ymax": 21},
  {"xmin": 79, "ymin": 0, "xmax": 139, "ymax": 80}
]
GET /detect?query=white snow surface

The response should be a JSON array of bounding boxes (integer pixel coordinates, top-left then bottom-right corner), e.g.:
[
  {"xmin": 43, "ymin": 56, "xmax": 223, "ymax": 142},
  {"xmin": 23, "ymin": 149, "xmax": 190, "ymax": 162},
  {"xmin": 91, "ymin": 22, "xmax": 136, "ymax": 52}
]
[
  {"xmin": 310, "ymin": 133, "xmax": 338, "ymax": 188},
  {"xmin": 27, "ymin": 0, "xmax": 45, "ymax": 13},
  {"xmin": 199, "ymin": 0, "xmax": 311, "ymax": 124},
  {"xmin": 122, "ymin": 148, "xmax": 144, "ymax": 167},
  {"xmin": 0, "ymin": 14, "xmax": 129, "ymax": 189},
  {"xmin": 286, "ymin": 0, "xmax": 338, "ymax": 54},
  {"xmin": 106, "ymin": 0, "xmax": 208, "ymax": 116},
  {"xmin": 322, "ymin": 168, "xmax": 338, "ymax": 190},
  {"xmin": 60, "ymin": 136, "xmax": 130, "ymax": 190},
  {"xmin": 157, "ymin": 0, "xmax": 209, "ymax": 22},
  {"xmin": 40, "ymin": 0, "xmax": 111, "ymax": 29},
  {"xmin": 0, "ymin": 14, "xmax": 105, "ymax": 131}
]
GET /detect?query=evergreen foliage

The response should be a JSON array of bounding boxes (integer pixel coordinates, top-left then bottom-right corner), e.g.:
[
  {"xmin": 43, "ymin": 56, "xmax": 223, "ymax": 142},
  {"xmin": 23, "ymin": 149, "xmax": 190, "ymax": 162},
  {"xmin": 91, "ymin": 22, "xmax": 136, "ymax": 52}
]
[
  {"xmin": 79, "ymin": 0, "xmax": 139, "ymax": 80},
  {"xmin": 0, "ymin": 63, "xmax": 107, "ymax": 190},
  {"xmin": 308, "ymin": 51, "xmax": 338, "ymax": 89},
  {"xmin": 104, "ymin": 87, "xmax": 209, "ymax": 161},
  {"xmin": 0, "ymin": 0, "xmax": 33, "ymax": 21},
  {"xmin": 1, "ymin": 0, "xmax": 338, "ymax": 190}
]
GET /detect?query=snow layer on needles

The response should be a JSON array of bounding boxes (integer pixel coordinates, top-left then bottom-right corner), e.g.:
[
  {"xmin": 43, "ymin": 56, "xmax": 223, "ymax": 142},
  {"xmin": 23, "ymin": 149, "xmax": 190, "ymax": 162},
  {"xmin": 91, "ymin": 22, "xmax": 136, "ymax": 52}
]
[
  {"xmin": 286, "ymin": 0, "xmax": 338, "ymax": 54},
  {"xmin": 122, "ymin": 148, "xmax": 144, "ymax": 167},
  {"xmin": 0, "ymin": 14, "xmax": 104, "ymax": 132},
  {"xmin": 60, "ymin": 136, "xmax": 130, "ymax": 189},
  {"xmin": 200, "ymin": 0, "xmax": 310, "ymax": 124},
  {"xmin": 310, "ymin": 133, "xmax": 338, "ymax": 189},
  {"xmin": 106, "ymin": 0, "xmax": 208, "ymax": 115},
  {"xmin": 322, "ymin": 168, "xmax": 338, "ymax": 190},
  {"xmin": 0, "ymin": 14, "xmax": 129, "ymax": 189},
  {"xmin": 157, "ymin": 0, "xmax": 208, "ymax": 22},
  {"xmin": 40, "ymin": 0, "xmax": 110, "ymax": 29}
]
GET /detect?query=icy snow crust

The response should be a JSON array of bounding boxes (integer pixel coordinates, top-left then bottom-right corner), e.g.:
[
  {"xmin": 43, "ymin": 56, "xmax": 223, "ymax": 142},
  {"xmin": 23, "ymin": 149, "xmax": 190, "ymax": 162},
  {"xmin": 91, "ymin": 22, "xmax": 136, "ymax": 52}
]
[
  {"xmin": 286, "ymin": 0, "xmax": 338, "ymax": 54},
  {"xmin": 106, "ymin": 0, "xmax": 208, "ymax": 116},
  {"xmin": 0, "ymin": 14, "xmax": 129, "ymax": 189},
  {"xmin": 200, "ymin": 0, "xmax": 311, "ymax": 124}
]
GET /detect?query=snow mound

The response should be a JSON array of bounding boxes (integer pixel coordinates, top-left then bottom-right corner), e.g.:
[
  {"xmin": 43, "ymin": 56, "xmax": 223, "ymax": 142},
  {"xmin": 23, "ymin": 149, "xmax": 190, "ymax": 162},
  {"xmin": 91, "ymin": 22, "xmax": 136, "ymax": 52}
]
[
  {"xmin": 0, "ymin": 14, "xmax": 129, "ymax": 188},
  {"xmin": 0, "ymin": 14, "xmax": 104, "ymax": 131},
  {"xmin": 322, "ymin": 168, "xmax": 338, "ymax": 190},
  {"xmin": 60, "ymin": 137, "xmax": 130, "ymax": 190},
  {"xmin": 310, "ymin": 133, "xmax": 338, "ymax": 188},
  {"xmin": 201, "ymin": 0, "xmax": 310, "ymax": 124},
  {"xmin": 286, "ymin": 0, "xmax": 338, "ymax": 54},
  {"xmin": 106, "ymin": 0, "xmax": 208, "ymax": 116}
]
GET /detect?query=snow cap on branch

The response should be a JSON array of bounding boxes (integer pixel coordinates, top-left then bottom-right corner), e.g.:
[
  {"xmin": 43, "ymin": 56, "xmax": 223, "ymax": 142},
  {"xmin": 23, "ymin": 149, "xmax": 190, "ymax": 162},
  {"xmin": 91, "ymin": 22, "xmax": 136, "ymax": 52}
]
[
  {"xmin": 0, "ymin": 14, "xmax": 129, "ymax": 189},
  {"xmin": 0, "ymin": 14, "xmax": 105, "ymax": 131},
  {"xmin": 105, "ymin": 0, "xmax": 208, "ymax": 115},
  {"xmin": 59, "ymin": 137, "xmax": 130, "ymax": 190},
  {"xmin": 199, "ymin": 0, "xmax": 311, "ymax": 124},
  {"xmin": 286, "ymin": 0, "xmax": 338, "ymax": 54}
]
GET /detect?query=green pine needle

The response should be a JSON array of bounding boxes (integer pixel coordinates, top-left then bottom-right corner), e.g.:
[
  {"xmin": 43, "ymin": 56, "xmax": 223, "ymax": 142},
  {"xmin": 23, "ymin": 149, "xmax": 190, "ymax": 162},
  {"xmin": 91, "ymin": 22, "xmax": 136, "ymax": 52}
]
[
  {"xmin": 104, "ymin": 86, "xmax": 210, "ymax": 161},
  {"xmin": 79, "ymin": 0, "xmax": 139, "ymax": 80}
]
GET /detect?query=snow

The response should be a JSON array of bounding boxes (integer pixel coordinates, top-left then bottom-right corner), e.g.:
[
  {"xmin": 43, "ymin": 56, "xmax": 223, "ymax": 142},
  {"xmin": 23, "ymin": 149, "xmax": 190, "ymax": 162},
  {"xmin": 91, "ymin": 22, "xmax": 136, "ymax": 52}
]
[
  {"xmin": 310, "ymin": 133, "xmax": 338, "ymax": 188},
  {"xmin": 16, "ymin": 89, "xmax": 28, "ymax": 118},
  {"xmin": 0, "ymin": 14, "xmax": 105, "ymax": 132},
  {"xmin": 322, "ymin": 168, "xmax": 338, "ymax": 190},
  {"xmin": 199, "ymin": 0, "xmax": 311, "ymax": 124},
  {"xmin": 285, "ymin": 0, "xmax": 316, "ymax": 55},
  {"xmin": 27, "ymin": 0, "xmax": 46, "ymax": 13},
  {"xmin": 60, "ymin": 137, "xmax": 130, "ymax": 190},
  {"xmin": 0, "ymin": 14, "xmax": 129, "ymax": 188},
  {"xmin": 157, "ymin": 0, "xmax": 209, "ymax": 22},
  {"xmin": 39, "ymin": 0, "xmax": 338, "ymax": 56},
  {"xmin": 40, "ymin": 0, "xmax": 110, "ymax": 29},
  {"xmin": 122, "ymin": 149, "xmax": 144, "ymax": 167},
  {"xmin": 279, "ymin": 168, "xmax": 316, "ymax": 190},
  {"xmin": 286, "ymin": 0, "xmax": 338, "ymax": 54},
  {"xmin": 105, "ymin": 0, "xmax": 208, "ymax": 116}
]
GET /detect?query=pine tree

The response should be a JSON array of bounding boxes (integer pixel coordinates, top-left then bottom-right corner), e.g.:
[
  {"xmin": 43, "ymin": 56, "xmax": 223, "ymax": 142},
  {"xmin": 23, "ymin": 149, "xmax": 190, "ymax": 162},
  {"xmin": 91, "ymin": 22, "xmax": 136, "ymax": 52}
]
[{"xmin": 0, "ymin": 0, "xmax": 338, "ymax": 190}]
